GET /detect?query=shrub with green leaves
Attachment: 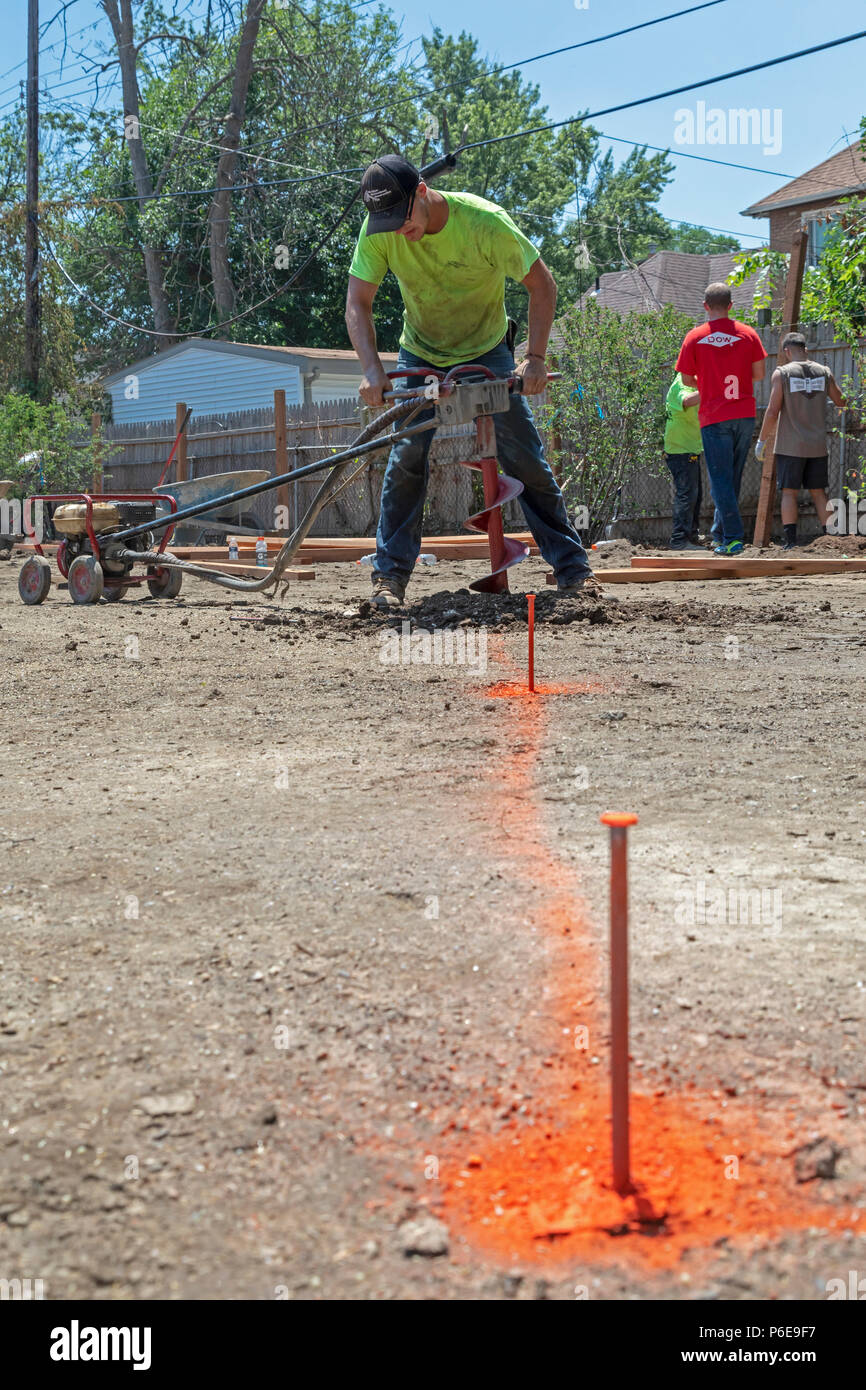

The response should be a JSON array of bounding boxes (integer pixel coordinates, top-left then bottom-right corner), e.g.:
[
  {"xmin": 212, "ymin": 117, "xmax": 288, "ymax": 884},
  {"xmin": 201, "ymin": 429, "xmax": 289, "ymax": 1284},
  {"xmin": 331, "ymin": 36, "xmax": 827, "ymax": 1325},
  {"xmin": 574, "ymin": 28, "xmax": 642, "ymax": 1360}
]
[
  {"xmin": 539, "ymin": 301, "xmax": 696, "ymax": 540},
  {"xmin": 0, "ymin": 394, "xmax": 103, "ymax": 498}
]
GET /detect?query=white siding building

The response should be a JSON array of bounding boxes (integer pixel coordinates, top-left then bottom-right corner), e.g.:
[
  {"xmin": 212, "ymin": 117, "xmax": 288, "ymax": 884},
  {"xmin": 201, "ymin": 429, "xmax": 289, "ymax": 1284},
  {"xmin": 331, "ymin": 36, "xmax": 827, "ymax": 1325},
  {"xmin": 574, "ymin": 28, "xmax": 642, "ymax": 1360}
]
[{"xmin": 103, "ymin": 339, "xmax": 397, "ymax": 424}]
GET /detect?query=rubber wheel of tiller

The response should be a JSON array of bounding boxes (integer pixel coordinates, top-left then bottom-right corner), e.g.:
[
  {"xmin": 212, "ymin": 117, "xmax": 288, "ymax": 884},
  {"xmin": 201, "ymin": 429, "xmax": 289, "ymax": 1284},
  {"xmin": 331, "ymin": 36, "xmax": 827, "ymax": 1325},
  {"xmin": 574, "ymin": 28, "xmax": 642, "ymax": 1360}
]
[
  {"xmin": 102, "ymin": 584, "xmax": 129, "ymax": 602},
  {"xmin": 146, "ymin": 552, "xmax": 182, "ymax": 600},
  {"xmin": 18, "ymin": 555, "xmax": 52, "ymax": 605},
  {"xmin": 68, "ymin": 555, "xmax": 105, "ymax": 604}
]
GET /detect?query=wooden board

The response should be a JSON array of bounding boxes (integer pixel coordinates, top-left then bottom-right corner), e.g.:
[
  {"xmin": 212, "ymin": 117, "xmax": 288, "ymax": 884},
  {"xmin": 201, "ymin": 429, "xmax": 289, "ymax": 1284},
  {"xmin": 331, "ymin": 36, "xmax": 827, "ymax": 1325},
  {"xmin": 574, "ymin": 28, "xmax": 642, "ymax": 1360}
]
[
  {"xmin": 544, "ymin": 567, "xmax": 734, "ymax": 584},
  {"xmin": 184, "ymin": 561, "xmax": 315, "ymax": 581},
  {"xmin": 547, "ymin": 559, "xmax": 866, "ymax": 584},
  {"xmin": 233, "ymin": 532, "xmax": 540, "ymax": 560},
  {"xmin": 595, "ymin": 566, "xmax": 736, "ymax": 583},
  {"xmin": 10, "ymin": 543, "xmax": 314, "ymax": 582},
  {"xmin": 632, "ymin": 555, "xmax": 866, "ymax": 575},
  {"xmin": 15, "ymin": 533, "xmax": 539, "ymax": 564}
]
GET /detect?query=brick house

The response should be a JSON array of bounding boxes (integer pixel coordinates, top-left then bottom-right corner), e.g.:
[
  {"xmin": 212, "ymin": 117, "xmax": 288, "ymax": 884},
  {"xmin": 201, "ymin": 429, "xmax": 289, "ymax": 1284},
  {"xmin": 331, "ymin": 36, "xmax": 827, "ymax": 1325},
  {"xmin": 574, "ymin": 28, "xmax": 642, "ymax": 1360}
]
[{"xmin": 741, "ymin": 138, "xmax": 866, "ymax": 265}]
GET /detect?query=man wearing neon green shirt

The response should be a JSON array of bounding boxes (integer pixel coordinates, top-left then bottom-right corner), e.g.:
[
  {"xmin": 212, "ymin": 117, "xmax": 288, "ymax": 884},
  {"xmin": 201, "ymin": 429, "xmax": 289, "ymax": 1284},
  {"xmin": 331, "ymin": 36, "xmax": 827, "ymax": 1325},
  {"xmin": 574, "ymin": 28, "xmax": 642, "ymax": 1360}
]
[
  {"xmin": 663, "ymin": 372, "xmax": 706, "ymax": 551},
  {"xmin": 345, "ymin": 154, "xmax": 591, "ymax": 609}
]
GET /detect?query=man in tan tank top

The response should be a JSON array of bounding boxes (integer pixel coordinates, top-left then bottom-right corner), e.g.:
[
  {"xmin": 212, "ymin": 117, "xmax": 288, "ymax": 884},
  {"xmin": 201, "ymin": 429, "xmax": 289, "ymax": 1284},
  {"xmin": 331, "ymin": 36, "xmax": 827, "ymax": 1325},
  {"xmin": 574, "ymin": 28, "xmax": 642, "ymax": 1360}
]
[{"xmin": 756, "ymin": 331, "xmax": 845, "ymax": 548}]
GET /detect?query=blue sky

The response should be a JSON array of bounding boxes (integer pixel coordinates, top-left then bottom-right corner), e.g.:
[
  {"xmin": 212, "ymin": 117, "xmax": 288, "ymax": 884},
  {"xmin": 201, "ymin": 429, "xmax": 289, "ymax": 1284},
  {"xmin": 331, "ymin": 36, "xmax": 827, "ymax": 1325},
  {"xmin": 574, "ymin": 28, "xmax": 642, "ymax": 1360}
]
[{"xmin": 2, "ymin": 0, "xmax": 864, "ymax": 246}]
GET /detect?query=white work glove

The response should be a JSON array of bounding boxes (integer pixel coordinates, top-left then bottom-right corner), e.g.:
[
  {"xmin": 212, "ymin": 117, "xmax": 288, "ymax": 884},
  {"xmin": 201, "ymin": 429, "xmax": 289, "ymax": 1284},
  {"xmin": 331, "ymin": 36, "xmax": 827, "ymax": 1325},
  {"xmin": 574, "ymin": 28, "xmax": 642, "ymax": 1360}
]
[{"xmin": 755, "ymin": 439, "xmax": 766, "ymax": 462}]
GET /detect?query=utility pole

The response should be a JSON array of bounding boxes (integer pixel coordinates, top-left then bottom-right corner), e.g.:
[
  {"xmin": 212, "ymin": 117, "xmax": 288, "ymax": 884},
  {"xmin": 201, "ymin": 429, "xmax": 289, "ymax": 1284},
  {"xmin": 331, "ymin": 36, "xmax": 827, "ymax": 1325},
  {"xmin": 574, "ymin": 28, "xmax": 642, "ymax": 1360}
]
[{"xmin": 24, "ymin": 0, "xmax": 40, "ymax": 397}]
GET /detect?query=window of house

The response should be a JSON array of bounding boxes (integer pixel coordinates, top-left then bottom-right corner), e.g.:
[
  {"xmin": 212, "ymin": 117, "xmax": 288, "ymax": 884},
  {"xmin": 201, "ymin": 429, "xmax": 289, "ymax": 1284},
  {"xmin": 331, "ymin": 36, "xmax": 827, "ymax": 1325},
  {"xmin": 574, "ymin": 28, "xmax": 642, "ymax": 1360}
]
[{"xmin": 805, "ymin": 214, "xmax": 838, "ymax": 267}]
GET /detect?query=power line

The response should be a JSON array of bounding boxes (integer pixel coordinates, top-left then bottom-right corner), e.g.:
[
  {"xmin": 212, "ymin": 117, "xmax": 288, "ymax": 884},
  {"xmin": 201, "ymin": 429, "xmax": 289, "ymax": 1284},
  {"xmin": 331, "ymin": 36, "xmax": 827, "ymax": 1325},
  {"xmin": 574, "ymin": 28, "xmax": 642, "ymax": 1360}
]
[
  {"xmin": 276, "ymin": 0, "xmax": 733, "ymax": 145},
  {"xmin": 595, "ymin": 131, "xmax": 797, "ymax": 180},
  {"xmin": 25, "ymin": 23, "xmax": 865, "ymax": 344},
  {"xmin": 21, "ymin": 27, "xmax": 866, "ymax": 210},
  {"xmin": 460, "ymin": 29, "xmax": 866, "ymax": 155}
]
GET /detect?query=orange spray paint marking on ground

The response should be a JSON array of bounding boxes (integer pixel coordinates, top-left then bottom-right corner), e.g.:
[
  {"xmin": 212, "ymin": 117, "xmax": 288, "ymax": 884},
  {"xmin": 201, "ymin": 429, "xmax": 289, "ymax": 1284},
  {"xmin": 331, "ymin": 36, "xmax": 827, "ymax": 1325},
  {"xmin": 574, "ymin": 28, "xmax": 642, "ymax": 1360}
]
[
  {"xmin": 527, "ymin": 593, "xmax": 535, "ymax": 692},
  {"xmin": 435, "ymin": 644, "xmax": 860, "ymax": 1268}
]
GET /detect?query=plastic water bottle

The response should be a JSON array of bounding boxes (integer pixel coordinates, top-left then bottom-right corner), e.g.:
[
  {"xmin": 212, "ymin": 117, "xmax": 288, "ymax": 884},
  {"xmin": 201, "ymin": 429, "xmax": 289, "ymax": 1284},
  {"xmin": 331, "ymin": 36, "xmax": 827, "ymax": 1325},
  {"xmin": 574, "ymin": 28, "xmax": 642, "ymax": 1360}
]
[
  {"xmin": 417, "ymin": 553, "xmax": 437, "ymax": 566},
  {"xmin": 255, "ymin": 536, "xmax": 267, "ymax": 567},
  {"xmin": 228, "ymin": 537, "xmax": 239, "ymax": 561}
]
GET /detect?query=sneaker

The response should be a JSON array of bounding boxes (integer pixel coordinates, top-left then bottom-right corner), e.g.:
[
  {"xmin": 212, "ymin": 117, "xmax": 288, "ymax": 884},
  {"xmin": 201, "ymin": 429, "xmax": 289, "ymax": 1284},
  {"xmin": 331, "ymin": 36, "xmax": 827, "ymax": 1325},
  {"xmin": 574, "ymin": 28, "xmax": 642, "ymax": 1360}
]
[
  {"xmin": 670, "ymin": 541, "xmax": 706, "ymax": 552},
  {"xmin": 370, "ymin": 573, "xmax": 406, "ymax": 610},
  {"xmin": 713, "ymin": 541, "xmax": 744, "ymax": 556},
  {"xmin": 781, "ymin": 537, "xmax": 797, "ymax": 551}
]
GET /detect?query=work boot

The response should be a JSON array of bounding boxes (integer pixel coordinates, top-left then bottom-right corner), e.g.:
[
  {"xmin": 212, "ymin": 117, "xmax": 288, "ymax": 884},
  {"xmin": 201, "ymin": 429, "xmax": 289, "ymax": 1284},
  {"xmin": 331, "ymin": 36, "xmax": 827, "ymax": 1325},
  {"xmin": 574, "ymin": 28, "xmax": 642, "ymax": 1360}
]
[
  {"xmin": 554, "ymin": 574, "xmax": 599, "ymax": 597},
  {"xmin": 370, "ymin": 572, "xmax": 406, "ymax": 610}
]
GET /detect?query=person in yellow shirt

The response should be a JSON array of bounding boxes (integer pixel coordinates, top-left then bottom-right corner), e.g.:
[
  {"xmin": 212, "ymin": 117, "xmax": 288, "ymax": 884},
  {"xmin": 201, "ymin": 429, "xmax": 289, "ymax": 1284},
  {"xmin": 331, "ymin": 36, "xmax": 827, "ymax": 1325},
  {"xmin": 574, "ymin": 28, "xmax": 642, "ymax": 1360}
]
[
  {"xmin": 345, "ymin": 154, "xmax": 591, "ymax": 609},
  {"xmin": 663, "ymin": 372, "xmax": 706, "ymax": 551}
]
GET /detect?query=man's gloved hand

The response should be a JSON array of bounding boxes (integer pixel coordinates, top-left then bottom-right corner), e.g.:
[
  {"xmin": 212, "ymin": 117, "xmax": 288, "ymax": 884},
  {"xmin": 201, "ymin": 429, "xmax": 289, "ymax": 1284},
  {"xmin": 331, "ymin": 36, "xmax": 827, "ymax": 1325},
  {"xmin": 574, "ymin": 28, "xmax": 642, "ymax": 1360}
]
[
  {"xmin": 515, "ymin": 356, "xmax": 548, "ymax": 396},
  {"xmin": 359, "ymin": 365, "xmax": 391, "ymax": 408},
  {"xmin": 755, "ymin": 438, "xmax": 767, "ymax": 462}
]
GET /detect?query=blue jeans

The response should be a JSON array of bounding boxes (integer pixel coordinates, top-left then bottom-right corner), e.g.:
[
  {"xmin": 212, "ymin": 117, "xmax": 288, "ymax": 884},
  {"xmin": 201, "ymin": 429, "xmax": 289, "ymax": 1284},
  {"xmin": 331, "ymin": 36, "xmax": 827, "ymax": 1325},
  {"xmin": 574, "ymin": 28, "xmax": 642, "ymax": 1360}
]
[
  {"xmin": 664, "ymin": 452, "xmax": 703, "ymax": 546},
  {"xmin": 700, "ymin": 417, "xmax": 755, "ymax": 546},
  {"xmin": 375, "ymin": 341, "xmax": 591, "ymax": 585}
]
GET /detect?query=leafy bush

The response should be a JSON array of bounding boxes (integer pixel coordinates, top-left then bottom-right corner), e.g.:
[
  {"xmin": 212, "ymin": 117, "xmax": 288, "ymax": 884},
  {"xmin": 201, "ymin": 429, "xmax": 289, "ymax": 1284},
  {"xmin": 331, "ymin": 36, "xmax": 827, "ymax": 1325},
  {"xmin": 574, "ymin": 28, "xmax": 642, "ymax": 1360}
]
[
  {"xmin": 0, "ymin": 393, "xmax": 104, "ymax": 498},
  {"xmin": 539, "ymin": 301, "xmax": 695, "ymax": 540}
]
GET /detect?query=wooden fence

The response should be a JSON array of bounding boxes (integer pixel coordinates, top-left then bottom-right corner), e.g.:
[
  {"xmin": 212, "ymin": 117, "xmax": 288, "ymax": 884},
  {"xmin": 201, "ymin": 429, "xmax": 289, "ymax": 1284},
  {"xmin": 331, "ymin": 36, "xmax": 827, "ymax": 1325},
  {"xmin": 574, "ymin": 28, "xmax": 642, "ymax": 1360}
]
[
  {"xmin": 86, "ymin": 394, "xmax": 482, "ymax": 537},
  {"xmin": 80, "ymin": 323, "xmax": 864, "ymax": 545}
]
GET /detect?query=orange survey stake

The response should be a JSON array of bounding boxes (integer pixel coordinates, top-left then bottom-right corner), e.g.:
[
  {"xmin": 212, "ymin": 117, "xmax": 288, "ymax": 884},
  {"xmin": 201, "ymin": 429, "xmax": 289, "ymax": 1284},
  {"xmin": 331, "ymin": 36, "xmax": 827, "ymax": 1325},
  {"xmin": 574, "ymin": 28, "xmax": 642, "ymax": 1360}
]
[
  {"xmin": 527, "ymin": 593, "xmax": 535, "ymax": 692},
  {"xmin": 600, "ymin": 811, "xmax": 639, "ymax": 1195}
]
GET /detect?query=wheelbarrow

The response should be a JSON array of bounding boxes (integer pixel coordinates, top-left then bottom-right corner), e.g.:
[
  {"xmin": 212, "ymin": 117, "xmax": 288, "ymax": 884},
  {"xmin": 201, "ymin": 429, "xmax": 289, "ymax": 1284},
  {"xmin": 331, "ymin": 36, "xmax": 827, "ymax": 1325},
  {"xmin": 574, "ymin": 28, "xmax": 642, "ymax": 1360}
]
[{"xmin": 154, "ymin": 471, "xmax": 269, "ymax": 545}]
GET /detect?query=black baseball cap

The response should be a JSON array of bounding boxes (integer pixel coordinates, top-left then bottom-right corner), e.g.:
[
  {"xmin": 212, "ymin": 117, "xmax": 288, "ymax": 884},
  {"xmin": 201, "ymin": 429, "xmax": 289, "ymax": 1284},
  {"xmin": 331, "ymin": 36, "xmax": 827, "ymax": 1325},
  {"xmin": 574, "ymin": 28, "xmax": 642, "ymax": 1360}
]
[{"xmin": 360, "ymin": 155, "xmax": 420, "ymax": 234}]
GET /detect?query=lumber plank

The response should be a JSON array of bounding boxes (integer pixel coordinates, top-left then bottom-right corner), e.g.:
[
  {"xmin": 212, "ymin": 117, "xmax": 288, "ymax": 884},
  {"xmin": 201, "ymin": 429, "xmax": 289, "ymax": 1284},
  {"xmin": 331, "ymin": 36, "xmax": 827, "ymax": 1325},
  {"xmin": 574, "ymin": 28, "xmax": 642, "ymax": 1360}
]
[
  {"xmin": 545, "ymin": 568, "xmax": 731, "ymax": 584},
  {"xmin": 545, "ymin": 559, "xmax": 866, "ymax": 584},
  {"xmin": 595, "ymin": 566, "xmax": 736, "ymax": 583},
  {"xmin": 15, "ymin": 533, "xmax": 540, "ymax": 563},
  {"xmin": 632, "ymin": 555, "xmax": 866, "ymax": 575},
  {"xmin": 10, "ymin": 542, "xmax": 314, "ymax": 580},
  {"xmin": 179, "ymin": 561, "xmax": 315, "ymax": 580}
]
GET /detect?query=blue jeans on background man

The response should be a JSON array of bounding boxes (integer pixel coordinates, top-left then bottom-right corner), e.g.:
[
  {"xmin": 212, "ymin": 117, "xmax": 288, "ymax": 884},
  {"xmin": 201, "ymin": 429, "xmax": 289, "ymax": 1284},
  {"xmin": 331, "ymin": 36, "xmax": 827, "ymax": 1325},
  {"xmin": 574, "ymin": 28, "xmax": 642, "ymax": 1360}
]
[
  {"xmin": 700, "ymin": 416, "xmax": 755, "ymax": 546},
  {"xmin": 664, "ymin": 452, "xmax": 703, "ymax": 547},
  {"xmin": 374, "ymin": 340, "xmax": 591, "ymax": 586}
]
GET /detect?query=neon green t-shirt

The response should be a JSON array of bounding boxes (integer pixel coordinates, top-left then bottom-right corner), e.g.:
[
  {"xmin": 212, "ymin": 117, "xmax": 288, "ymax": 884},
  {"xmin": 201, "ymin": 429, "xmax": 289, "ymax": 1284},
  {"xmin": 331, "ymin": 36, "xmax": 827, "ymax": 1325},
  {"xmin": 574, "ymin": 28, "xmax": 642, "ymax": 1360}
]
[
  {"xmin": 349, "ymin": 191, "xmax": 539, "ymax": 367},
  {"xmin": 663, "ymin": 373, "xmax": 703, "ymax": 454}
]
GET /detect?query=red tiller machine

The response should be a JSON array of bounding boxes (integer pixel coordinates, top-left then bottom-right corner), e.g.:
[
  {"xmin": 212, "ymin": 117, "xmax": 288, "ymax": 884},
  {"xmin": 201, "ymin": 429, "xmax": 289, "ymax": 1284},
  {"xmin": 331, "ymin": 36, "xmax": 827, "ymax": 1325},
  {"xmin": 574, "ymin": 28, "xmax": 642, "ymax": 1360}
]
[{"xmin": 18, "ymin": 492, "xmax": 181, "ymax": 605}]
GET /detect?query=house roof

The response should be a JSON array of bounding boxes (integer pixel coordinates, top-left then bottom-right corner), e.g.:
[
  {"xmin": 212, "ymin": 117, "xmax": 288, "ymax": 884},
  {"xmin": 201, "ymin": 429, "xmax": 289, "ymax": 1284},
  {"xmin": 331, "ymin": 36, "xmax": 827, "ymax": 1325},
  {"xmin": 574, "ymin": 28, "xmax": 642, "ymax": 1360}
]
[
  {"xmin": 741, "ymin": 139, "xmax": 866, "ymax": 217},
  {"xmin": 572, "ymin": 250, "xmax": 760, "ymax": 323},
  {"xmin": 103, "ymin": 337, "xmax": 396, "ymax": 386}
]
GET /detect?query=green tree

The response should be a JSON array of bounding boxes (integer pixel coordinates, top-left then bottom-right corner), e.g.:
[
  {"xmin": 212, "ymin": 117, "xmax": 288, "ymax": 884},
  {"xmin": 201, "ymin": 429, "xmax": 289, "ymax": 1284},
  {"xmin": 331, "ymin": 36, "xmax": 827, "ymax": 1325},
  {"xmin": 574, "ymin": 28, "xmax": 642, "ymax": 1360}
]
[
  {"xmin": 414, "ymin": 31, "xmax": 678, "ymax": 323},
  {"xmin": 662, "ymin": 223, "xmax": 740, "ymax": 254},
  {"xmin": 0, "ymin": 112, "xmax": 89, "ymax": 401},
  {"xmin": 0, "ymin": 393, "xmax": 103, "ymax": 496}
]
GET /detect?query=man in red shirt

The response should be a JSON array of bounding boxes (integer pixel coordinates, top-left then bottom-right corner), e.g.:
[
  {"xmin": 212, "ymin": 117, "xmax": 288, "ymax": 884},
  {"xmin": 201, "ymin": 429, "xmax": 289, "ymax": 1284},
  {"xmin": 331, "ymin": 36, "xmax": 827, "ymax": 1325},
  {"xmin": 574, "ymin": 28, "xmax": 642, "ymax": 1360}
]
[{"xmin": 676, "ymin": 283, "xmax": 767, "ymax": 554}]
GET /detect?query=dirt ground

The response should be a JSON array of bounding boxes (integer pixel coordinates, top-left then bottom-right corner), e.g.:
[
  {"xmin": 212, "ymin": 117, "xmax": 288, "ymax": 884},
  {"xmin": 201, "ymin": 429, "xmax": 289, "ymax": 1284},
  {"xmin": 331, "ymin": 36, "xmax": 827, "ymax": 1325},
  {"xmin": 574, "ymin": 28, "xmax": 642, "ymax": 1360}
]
[{"xmin": 1, "ymin": 542, "xmax": 864, "ymax": 1302}]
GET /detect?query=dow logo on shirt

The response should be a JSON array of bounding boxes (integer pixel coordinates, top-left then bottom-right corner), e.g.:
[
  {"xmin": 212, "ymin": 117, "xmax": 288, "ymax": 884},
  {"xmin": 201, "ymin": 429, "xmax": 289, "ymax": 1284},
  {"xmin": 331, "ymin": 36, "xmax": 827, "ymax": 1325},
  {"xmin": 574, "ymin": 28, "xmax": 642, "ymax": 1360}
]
[
  {"xmin": 789, "ymin": 376, "xmax": 826, "ymax": 393},
  {"xmin": 697, "ymin": 332, "xmax": 742, "ymax": 347}
]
